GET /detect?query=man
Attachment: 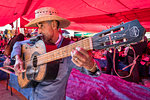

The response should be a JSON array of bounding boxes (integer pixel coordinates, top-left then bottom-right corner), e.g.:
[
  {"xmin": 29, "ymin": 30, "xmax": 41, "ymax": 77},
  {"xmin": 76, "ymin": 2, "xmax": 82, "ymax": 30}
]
[
  {"xmin": 11, "ymin": 7, "xmax": 100, "ymax": 100},
  {"xmin": 127, "ymin": 36, "xmax": 147, "ymax": 83}
]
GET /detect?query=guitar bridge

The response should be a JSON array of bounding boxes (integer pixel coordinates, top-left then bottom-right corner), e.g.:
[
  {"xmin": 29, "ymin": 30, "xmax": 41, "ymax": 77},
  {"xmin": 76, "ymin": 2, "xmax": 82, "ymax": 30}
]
[{"xmin": 26, "ymin": 66, "xmax": 39, "ymax": 80}]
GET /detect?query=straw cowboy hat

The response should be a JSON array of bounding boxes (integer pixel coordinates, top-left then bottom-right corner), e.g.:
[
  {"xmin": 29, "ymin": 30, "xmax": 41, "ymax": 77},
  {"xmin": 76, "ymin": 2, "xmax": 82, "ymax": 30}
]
[{"xmin": 25, "ymin": 7, "xmax": 70, "ymax": 28}]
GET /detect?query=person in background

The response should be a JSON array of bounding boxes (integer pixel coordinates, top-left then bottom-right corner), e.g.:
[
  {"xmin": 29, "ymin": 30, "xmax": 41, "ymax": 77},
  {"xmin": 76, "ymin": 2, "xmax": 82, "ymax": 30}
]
[
  {"xmin": 3, "ymin": 29, "xmax": 8, "ymax": 40},
  {"xmin": 11, "ymin": 7, "xmax": 101, "ymax": 100},
  {"xmin": 126, "ymin": 36, "xmax": 148, "ymax": 83},
  {"xmin": 3, "ymin": 33, "xmax": 25, "ymax": 67},
  {"xmin": 0, "ymin": 35, "xmax": 3, "ymax": 51},
  {"xmin": 4, "ymin": 33, "xmax": 25, "ymax": 57},
  {"xmin": 106, "ymin": 48, "xmax": 119, "ymax": 75},
  {"xmin": 25, "ymin": 33, "xmax": 31, "ymax": 39},
  {"xmin": 140, "ymin": 41, "xmax": 150, "ymax": 79}
]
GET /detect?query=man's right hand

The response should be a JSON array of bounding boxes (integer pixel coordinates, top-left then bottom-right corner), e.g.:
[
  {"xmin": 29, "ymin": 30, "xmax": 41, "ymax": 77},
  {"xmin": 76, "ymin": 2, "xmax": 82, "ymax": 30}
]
[{"xmin": 14, "ymin": 55, "xmax": 25, "ymax": 75}]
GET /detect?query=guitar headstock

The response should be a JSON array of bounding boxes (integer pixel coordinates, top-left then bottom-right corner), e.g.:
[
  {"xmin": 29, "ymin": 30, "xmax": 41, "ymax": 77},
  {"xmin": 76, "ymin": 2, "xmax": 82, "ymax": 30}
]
[{"xmin": 92, "ymin": 20, "xmax": 145, "ymax": 50}]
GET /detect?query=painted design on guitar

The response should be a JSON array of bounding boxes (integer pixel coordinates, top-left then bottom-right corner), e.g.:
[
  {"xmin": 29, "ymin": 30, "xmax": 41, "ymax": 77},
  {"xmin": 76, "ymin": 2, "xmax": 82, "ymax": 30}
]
[{"xmin": 129, "ymin": 26, "xmax": 139, "ymax": 37}]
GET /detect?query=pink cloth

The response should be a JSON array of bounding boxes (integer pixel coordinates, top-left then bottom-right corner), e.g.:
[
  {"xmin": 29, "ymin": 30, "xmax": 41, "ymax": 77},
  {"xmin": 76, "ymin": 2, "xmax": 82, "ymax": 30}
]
[{"xmin": 66, "ymin": 69, "xmax": 150, "ymax": 100}]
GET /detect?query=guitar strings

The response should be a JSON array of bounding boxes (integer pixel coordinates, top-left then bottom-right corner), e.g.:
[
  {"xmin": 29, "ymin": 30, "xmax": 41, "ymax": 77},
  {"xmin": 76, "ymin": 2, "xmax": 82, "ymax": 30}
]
[
  {"xmin": 23, "ymin": 45, "xmax": 90, "ymax": 66},
  {"xmin": 21, "ymin": 38, "xmax": 91, "ymax": 66}
]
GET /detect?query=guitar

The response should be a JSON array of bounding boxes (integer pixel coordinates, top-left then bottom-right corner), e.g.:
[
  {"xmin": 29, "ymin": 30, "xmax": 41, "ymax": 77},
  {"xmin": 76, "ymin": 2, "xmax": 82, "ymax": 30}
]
[{"xmin": 18, "ymin": 20, "xmax": 145, "ymax": 88}]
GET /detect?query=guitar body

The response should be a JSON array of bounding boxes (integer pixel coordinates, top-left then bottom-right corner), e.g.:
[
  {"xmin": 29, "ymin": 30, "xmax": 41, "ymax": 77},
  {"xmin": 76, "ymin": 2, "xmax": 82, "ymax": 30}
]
[{"xmin": 18, "ymin": 40, "xmax": 59, "ymax": 88}]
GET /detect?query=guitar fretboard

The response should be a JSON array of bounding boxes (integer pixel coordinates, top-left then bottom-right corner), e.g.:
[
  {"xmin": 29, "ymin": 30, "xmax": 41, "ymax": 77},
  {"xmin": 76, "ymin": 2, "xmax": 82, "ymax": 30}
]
[{"xmin": 37, "ymin": 37, "xmax": 93, "ymax": 65}]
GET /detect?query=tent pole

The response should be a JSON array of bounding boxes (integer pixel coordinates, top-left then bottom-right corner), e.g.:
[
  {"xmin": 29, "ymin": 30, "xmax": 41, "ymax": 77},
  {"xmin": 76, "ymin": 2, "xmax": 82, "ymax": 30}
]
[{"xmin": 16, "ymin": 19, "xmax": 18, "ymax": 35}]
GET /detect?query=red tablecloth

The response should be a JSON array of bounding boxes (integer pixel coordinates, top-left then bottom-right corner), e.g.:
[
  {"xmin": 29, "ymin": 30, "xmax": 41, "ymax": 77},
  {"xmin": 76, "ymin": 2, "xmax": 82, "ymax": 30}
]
[{"xmin": 67, "ymin": 69, "xmax": 150, "ymax": 100}]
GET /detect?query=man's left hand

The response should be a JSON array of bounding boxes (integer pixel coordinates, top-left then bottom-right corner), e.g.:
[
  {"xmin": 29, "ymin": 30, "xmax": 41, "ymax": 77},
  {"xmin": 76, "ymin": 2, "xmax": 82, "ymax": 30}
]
[{"xmin": 71, "ymin": 47, "xmax": 97, "ymax": 72}]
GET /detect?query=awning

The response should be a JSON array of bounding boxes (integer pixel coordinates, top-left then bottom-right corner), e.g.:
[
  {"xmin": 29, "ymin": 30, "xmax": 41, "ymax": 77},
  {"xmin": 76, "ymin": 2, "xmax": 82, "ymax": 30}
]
[{"xmin": 0, "ymin": 0, "xmax": 150, "ymax": 32}]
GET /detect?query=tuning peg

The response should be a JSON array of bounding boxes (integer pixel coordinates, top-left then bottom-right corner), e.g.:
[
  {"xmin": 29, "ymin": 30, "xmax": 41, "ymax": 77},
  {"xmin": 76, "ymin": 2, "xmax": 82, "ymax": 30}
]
[
  {"xmin": 140, "ymin": 37, "xmax": 144, "ymax": 42},
  {"xmin": 123, "ymin": 38, "xmax": 127, "ymax": 42},
  {"xmin": 116, "ymin": 46, "xmax": 121, "ymax": 52},
  {"xmin": 113, "ymin": 40, "xmax": 116, "ymax": 44},
  {"xmin": 102, "ymin": 34, "xmax": 105, "ymax": 37},
  {"xmin": 116, "ymin": 46, "xmax": 119, "ymax": 49},
  {"xmin": 105, "ymin": 48, "xmax": 109, "ymax": 51},
  {"xmin": 120, "ymin": 27, "xmax": 124, "ymax": 31},
  {"xmin": 120, "ymin": 22, "xmax": 124, "ymax": 25},
  {"xmin": 111, "ymin": 30, "xmax": 113, "ymax": 33},
  {"xmin": 118, "ymin": 47, "xmax": 122, "ymax": 52},
  {"xmin": 126, "ymin": 44, "xmax": 130, "ymax": 47},
  {"xmin": 127, "ymin": 44, "xmax": 130, "ymax": 47},
  {"xmin": 116, "ymin": 46, "xmax": 120, "ymax": 49},
  {"xmin": 140, "ymin": 39, "xmax": 144, "ymax": 42},
  {"xmin": 103, "ymin": 42, "xmax": 106, "ymax": 46},
  {"xmin": 109, "ymin": 48, "xmax": 112, "ymax": 53},
  {"xmin": 124, "ymin": 44, "xmax": 130, "ymax": 47}
]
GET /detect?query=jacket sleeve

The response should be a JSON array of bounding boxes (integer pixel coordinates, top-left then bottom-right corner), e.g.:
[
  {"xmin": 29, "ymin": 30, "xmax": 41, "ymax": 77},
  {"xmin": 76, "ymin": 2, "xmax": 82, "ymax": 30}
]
[
  {"xmin": 11, "ymin": 40, "xmax": 31, "ymax": 59},
  {"xmin": 68, "ymin": 56, "xmax": 101, "ymax": 77}
]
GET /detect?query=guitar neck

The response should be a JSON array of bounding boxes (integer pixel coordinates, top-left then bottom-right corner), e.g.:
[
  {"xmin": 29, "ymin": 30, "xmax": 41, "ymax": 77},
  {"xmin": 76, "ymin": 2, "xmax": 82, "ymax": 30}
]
[{"xmin": 37, "ymin": 37, "xmax": 93, "ymax": 65}]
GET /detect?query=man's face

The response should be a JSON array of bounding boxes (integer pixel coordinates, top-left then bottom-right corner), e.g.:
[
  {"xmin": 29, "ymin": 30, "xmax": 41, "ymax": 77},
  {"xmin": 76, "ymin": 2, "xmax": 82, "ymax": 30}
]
[{"xmin": 37, "ymin": 21, "xmax": 55, "ymax": 43}]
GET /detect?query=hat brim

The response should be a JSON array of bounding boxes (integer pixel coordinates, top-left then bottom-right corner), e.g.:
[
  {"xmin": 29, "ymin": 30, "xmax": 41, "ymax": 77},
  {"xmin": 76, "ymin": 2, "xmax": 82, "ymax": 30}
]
[{"xmin": 25, "ymin": 15, "xmax": 70, "ymax": 28}]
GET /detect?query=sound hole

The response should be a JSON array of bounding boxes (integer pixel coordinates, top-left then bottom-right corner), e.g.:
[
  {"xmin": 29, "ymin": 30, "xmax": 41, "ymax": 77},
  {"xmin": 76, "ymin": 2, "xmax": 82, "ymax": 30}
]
[{"xmin": 33, "ymin": 56, "xmax": 37, "ymax": 67}]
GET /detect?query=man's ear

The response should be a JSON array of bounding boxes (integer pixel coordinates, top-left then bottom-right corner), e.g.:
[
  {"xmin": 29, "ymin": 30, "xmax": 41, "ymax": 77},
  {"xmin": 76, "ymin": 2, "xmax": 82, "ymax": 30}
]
[{"xmin": 51, "ymin": 20, "xmax": 58, "ymax": 29}]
